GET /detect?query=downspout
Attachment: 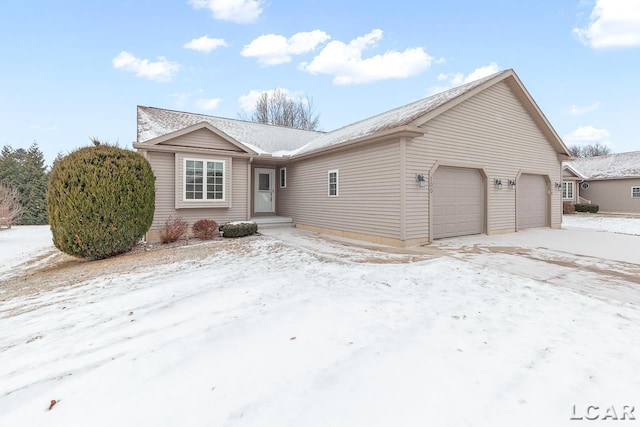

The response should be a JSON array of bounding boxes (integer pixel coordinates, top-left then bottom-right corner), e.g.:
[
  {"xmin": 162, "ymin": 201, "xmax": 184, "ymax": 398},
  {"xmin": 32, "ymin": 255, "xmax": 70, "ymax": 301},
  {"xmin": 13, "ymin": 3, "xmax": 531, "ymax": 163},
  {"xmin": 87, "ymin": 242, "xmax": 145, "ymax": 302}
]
[
  {"xmin": 247, "ymin": 157, "xmax": 254, "ymax": 220},
  {"xmin": 138, "ymin": 148, "xmax": 150, "ymax": 243}
]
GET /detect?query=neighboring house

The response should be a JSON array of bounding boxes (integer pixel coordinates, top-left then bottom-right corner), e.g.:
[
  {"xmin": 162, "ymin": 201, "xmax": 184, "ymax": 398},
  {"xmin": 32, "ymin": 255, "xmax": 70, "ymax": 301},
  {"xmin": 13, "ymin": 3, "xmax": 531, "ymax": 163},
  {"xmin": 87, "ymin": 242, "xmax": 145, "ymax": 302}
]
[
  {"xmin": 563, "ymin": 152, "xmax": 640, "ymax": 213},
  {"xmin": 134, "ymin": 69, "xmax": 571, "ymax": 246},
  {"xmin": 561, "ymin": 163, "xmax": 586, "ymax": 205}
]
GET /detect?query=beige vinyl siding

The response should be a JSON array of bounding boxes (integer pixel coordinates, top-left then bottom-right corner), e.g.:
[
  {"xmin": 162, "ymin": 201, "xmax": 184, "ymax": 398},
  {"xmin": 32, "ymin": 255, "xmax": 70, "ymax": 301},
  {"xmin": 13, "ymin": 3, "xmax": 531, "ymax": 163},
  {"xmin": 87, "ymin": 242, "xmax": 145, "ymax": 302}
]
[
  {"xmin": 160, "ymin": 128, "xmax": 244, "ymax": 152},
  {"xmin": 580, "ymin": 178, "xmax": 640, "ymax": 213},
  {"xmin": 146, "ymin": 150, "xmax": 248, "ymax": 241},
  {"xmin": 278, "ymin": 139, "xmax": 402, "ymax": 239},
  {"xmin": 406, "ymin": 80, "xmax": 562, "ymax": 239}
]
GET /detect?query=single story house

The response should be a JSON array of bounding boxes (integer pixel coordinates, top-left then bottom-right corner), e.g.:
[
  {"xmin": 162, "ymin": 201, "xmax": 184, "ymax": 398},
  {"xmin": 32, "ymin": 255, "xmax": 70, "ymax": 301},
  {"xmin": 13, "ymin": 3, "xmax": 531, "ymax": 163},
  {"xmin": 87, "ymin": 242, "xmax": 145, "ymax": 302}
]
[
  {"xmin": 134, "ymin": 69, "xmax": 571, "ymax": 246},
  {"xmin": 563, "ymin": 152, "xmax": 640, "ymax": 213}
]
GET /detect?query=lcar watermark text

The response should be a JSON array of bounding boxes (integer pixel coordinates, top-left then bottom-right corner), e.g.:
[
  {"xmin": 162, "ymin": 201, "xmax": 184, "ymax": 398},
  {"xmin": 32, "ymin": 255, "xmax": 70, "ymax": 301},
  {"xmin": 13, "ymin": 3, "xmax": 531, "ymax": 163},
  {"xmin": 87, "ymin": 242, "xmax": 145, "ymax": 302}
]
[{"xmin": 571, "ymin": 404, "xmax": 635, "ymax": 421}]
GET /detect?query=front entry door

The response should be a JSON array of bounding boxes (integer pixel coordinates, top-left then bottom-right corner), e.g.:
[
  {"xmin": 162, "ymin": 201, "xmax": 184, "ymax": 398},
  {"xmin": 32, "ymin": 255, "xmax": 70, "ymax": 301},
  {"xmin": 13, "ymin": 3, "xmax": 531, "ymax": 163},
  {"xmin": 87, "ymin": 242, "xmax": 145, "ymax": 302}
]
[{"xmin": 254, "ymin": 168, "xmax": 275, "ymax": 213}]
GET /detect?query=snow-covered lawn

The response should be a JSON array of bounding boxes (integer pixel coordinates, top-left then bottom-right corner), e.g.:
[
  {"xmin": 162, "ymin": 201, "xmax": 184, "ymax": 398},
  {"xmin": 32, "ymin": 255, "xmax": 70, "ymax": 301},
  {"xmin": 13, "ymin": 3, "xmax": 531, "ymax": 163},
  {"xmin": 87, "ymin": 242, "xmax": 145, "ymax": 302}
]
[
  {"xmin": 563, "ymin": 213, "xmax": 640, "ymax": 236},
  {"xmin": 0, "ymin": 226, "xmax": 56, "ymax": 279},
  {"xmin": 1, "ymin": 223, "xmax": 640, "ymax": 426}
]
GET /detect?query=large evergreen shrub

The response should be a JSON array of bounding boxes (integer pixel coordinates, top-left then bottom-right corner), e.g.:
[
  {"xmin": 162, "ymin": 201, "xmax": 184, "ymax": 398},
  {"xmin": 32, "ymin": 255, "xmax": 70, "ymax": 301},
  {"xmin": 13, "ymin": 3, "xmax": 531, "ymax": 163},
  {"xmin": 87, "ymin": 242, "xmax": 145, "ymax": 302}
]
[{"xmin": 47, "ymin": 145, "xmax": 155, "ymax": 259}]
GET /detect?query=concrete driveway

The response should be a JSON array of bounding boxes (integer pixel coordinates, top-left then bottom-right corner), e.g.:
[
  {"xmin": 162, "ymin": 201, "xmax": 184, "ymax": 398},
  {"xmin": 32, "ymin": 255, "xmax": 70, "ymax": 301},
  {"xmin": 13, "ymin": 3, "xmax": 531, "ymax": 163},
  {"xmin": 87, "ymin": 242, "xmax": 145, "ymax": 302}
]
[{"xmin": 261, "ymin": 225, "xmax": 640, "ymax": 304}]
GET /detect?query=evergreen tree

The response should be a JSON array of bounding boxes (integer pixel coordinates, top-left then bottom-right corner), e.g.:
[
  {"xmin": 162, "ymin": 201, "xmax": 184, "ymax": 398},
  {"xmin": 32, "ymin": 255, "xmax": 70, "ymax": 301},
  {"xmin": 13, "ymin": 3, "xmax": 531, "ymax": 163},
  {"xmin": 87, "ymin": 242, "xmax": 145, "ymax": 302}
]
[{"xmin": 0, "ymin": 143, "xmax": 49, "ymax": 224}]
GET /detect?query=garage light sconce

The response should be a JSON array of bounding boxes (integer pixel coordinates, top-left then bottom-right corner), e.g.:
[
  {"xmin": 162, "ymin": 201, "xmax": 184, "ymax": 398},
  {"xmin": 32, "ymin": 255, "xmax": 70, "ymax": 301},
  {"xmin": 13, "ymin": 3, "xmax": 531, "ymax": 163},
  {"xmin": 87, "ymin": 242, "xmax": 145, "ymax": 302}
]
[
  {"xmin": 493, "ymin": 178, "xmax": 503, "ymax": 190},
  {"xmin": 416, "ymin": 174, "xmax": 426, "ymax": 188},
  {"xmin": 508, "ymin": 179, "xmax": 516, "ymax": 190},
  {"xmin": 554, "ymin": 182, "xmax": 562, "ymax": 191}
]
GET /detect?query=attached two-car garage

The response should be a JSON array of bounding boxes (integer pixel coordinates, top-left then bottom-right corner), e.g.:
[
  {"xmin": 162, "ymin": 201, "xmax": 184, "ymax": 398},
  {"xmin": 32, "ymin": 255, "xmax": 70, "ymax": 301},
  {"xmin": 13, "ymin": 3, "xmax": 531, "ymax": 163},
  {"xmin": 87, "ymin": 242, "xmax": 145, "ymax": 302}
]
[{"xmin": 431, "ymin": 167, "xmax": 550, "ymax": 240}]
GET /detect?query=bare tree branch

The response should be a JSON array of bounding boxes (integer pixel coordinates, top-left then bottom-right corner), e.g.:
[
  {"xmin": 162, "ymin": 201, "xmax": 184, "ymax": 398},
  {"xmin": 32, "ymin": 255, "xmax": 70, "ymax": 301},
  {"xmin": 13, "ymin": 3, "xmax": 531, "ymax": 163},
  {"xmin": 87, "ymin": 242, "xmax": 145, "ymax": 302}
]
[
  {"xmin": 568, "ymin": 142, "xmax": 611, "ymax": 158},
  {"xmin": 0, "ymin": 183, "xmax": 23, "ymax": 229},
  {"xmin": 241, "ymin": 89, "xmax": 320, "ymax": 131}
]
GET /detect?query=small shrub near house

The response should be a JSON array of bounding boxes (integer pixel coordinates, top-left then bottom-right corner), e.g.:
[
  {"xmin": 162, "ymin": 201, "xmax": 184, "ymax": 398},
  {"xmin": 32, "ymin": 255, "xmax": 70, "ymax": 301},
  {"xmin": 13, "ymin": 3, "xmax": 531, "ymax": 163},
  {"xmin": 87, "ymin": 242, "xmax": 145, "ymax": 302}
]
[
  {"xmin": 563, "ymin": 201, "xmax": 576, "ymax": 214},
  {"xmin": 574, "ymin": 203, "xmax": 599, "ymax": 213},
  {"xmin": 160, "ymin": 216, "xmax": 188, "ymax": 243},
  {"xmin": 192, "ymin": 219, "xmax": 218, "ymax": 240},
  {"xmin": 219, "ymin": 221, "xmax": 258, "ymax": 238},
  {"xmin": 47, "ymin": 145, "xmax": 155, "ymax": 260}
]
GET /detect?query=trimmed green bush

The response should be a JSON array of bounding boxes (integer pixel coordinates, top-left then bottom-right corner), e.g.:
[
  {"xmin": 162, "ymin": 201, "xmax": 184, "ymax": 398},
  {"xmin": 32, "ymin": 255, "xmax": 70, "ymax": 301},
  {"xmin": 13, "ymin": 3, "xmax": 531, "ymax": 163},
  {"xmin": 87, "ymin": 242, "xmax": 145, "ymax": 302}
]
[
  {"xmin": 574, "ymin": 203, "xmax": 599, "ymax": 213},
  {"xmin": 192, "ymin": 219, "xmax": 218, "ymax": 240},
  {"xmin": 219, "ymin": 221, "xmax": 257, "ymax": 238},
  {"xmin": 47, "ymin": 145, "xmax": 155, "ymax": 259}
]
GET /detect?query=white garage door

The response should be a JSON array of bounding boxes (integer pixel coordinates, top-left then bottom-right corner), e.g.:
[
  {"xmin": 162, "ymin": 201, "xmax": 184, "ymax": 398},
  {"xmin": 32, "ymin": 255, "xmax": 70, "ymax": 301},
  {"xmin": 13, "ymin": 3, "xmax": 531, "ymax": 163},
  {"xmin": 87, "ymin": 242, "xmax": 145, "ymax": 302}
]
[
  {"xmin": 517, "ymin": 174, "xmax": 548, "ymax": 229},
  {"xmin": 432, "ymin": 167, "xmax": 483, "ymax": 239}
]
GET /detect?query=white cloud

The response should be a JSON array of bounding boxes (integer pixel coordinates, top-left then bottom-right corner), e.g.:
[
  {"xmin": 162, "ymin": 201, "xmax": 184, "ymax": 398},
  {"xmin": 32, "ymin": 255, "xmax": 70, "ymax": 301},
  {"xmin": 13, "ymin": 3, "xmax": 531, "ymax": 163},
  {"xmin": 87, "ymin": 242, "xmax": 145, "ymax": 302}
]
[
  {"xmin": 241, "ymin": 30, "xmax": 331, "ymax": 66},
  {"xmin": 194, "ymin": 98, "xmax": 222, "ymax": 110},
  {"xmin": 569, "ymin": 101, "xmax": 601, "ymax": 116},
  {"xmin": 300, "ymin": 29, "xmax": 434, "ymax": 85},
  {"xmin": 184, "ymin": 35, "xmax": 228, "ymax": 53},
  {"xmin": 112, "ymin": 51, "xmax": 180, "ymax": 82},
  {"xmin": 188, "ymin": 0, "xmax": 263, "ymax": 24},
  {"xmin": 564, "ymin": 125, "xmax": 611, "ymax": 145},
  {"xmin": 573, "ymin": 0, "xmax": 640, "ymax": 48},
  {"xmin": 432, "ymin": 62, "xmax": 500, "ymax": 93}
]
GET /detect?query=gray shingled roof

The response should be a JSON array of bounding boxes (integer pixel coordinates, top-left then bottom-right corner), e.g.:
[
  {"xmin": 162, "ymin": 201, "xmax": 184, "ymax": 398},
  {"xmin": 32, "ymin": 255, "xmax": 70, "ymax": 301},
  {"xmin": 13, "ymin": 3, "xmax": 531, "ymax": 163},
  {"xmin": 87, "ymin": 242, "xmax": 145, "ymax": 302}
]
[
  {"xmin": 568, "ymin": 151, "xmax": 640, "ymax": 180},
  {"xmin": 137, "ymin": 70, "xmax": 510, "ymax": 157},
  {"xmin": 137, "ymin": 107, "xmax": 324, "ymax": 155},
  {"xmin": 293, "ymin": 70, "xmax": 509, "ymax": 155}
]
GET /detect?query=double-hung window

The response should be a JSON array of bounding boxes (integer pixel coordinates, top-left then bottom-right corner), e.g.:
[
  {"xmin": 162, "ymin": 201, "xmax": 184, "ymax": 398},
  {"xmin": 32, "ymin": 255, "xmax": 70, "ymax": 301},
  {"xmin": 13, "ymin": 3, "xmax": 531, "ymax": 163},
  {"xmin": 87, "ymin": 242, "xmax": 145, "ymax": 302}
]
[
  {"xmin": 562, "ymin": 182, "xmax": 573, "ymax": 200},
  {"xmin": 328, "ymin": 170, "xmax": 338, "ymax": 197},
  {"xmin": 184, "ymin": 159, "xmax": 225, "ymax": 201},
  {"xmin": 632, "ymin": 186, "xmax": 640, "ymax": 198}
]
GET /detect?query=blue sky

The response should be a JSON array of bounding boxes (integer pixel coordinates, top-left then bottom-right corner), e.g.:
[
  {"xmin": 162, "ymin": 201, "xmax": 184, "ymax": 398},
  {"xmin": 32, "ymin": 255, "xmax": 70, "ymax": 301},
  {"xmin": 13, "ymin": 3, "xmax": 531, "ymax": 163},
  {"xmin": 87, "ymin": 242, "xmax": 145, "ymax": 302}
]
[{"xmin": 1, "ymin": 0, "xmax": 639, "ymax": 165}]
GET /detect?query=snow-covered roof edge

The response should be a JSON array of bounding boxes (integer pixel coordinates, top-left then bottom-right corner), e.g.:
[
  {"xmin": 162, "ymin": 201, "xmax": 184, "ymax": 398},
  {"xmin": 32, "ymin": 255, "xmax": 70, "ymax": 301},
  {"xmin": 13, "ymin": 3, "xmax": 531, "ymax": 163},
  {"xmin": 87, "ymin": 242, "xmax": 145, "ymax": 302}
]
[{"xmin": 566, "ymin": 151, "xmax": 640, "ymax": 180}]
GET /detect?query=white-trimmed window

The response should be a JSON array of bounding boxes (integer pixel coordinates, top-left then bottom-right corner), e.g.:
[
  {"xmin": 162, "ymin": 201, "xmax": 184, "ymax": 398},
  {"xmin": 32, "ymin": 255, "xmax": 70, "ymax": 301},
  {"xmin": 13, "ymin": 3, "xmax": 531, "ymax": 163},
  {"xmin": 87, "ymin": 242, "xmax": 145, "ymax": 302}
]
[
  {"xmin": 562, "ymin": 182, "xmax": 574, "ymax": 200},
  {"xmin": 184, "ymin": 158, "xmax": 225, "ymax": 201},
  {"xmin": 328, "ymin": 170, "xmax": 339, "ymax": 197},
  {"xmin": 632, "ymin": 186, "xmax": 640, "ymax": 198},
  {"xmin": 280, "ymin": 167, "xmax": 287, "ymax": 188}
]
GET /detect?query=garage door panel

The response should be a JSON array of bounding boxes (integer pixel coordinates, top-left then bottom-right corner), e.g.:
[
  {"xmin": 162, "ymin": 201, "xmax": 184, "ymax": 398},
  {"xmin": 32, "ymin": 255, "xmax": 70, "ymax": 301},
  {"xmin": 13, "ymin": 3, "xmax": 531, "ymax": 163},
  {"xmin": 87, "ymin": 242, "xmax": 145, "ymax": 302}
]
[
  {"xmin": 433, "ymin": 166, "xmax": 483, "ymax": 239},
  {"xmin": 517, "ymin": 174, "xmax": 548, "ymax": 229}
]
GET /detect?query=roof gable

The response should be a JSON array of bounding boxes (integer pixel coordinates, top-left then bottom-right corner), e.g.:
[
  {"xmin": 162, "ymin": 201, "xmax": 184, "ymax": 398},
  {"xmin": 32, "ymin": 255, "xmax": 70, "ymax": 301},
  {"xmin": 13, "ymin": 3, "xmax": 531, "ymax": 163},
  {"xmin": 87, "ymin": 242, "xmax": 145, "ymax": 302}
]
[
  {"xmin": 144, "ymin": 122, "xmax": 257, "ymax": 154},
  {"xmin": 137, "ymin": 106, "xmax": 323, "ymax": 155},
  {"xmin": 562, "ymin": 163, "xmax": 586, "ymax": 179},
  {"xmin": 292, "ymin": 69, "xmax": 570, "ymax": 157}
]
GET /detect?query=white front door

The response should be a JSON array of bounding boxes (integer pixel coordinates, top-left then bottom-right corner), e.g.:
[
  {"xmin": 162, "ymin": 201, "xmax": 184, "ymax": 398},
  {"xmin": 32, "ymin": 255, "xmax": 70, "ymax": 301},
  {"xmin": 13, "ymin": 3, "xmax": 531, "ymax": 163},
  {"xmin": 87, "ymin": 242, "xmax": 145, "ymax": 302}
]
[{"xmin": 254, "ymin": 168, "xmax": 275, "ymax": 213}]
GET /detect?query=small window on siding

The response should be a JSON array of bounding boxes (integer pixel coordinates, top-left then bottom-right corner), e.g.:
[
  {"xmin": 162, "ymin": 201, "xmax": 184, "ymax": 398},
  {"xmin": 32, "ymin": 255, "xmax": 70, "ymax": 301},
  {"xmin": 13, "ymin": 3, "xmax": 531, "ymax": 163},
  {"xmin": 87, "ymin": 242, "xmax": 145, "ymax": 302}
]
[
  {"xmin": 562, "ymin": 182, "xmax": 573, "ymax": 200},
  {"xmin": 328, "ymin": 170, "xmax": 338, "ymax": 197},
  {"xmin": 632, "ymin": 186, "xmax": 640, "ymax": 198},
  {"xmin": 184, "ymin": 158, "xmax": 225, "ymax": 201},
  {"xmin": 280, "ymin": 168, "xmax": 287, "ymax": 188}
]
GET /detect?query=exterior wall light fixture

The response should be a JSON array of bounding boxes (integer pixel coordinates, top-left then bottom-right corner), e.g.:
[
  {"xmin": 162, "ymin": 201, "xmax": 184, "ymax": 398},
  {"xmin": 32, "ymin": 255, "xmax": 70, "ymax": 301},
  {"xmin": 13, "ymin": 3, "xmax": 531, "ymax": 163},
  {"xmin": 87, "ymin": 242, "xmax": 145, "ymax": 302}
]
[
  {"xmin": 416, "ymin": 174, "xmax": 426, "ymax": 188},
  {"xmin": 508, "ymin": 179, "xmax": 516, "ymax": 190},
  {"xmin": 494, "ymin": 178, "xmax": 503, "ymax": 189}
]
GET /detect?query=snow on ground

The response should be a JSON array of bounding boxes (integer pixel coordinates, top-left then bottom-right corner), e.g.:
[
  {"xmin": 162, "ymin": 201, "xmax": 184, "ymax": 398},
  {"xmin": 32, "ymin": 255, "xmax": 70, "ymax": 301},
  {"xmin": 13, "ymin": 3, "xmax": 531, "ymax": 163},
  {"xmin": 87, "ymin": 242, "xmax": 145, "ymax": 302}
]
[
  {"xmin": 1, "ymin": 225, "xmax": 640, "ymax": 426},
  {"xmin": 562, "ymin": 213, "xmax": 640, "ymax": 236},
  {"xmin": 0, "ymin": 226, "xmax": 56, "ymax": 279}
]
